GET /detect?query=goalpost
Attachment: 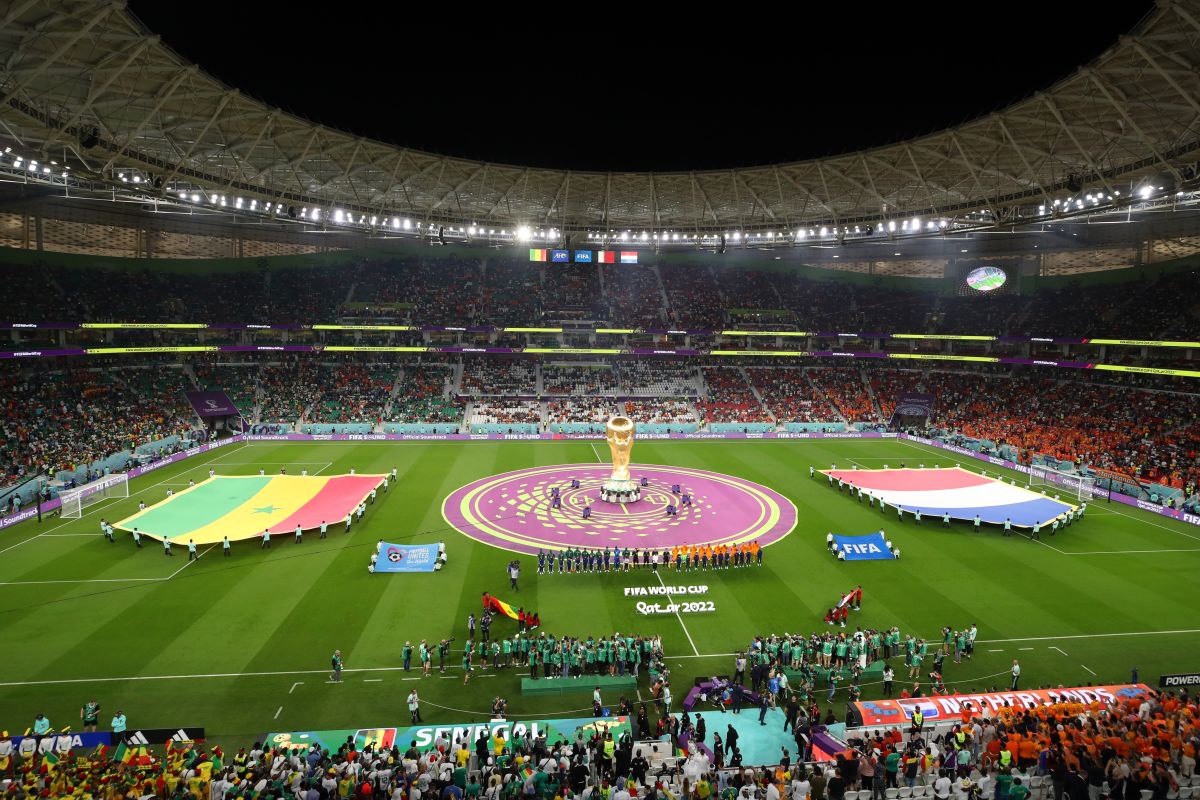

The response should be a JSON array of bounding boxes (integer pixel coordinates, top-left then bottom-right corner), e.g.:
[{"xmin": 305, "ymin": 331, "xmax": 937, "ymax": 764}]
[
  {"xmin": 59, "ymin": 473, "xmax": 130, "ymax": 519},
  {"xmin": 1027, "ymin": 464, "xmax": 1096, "ymax": 503}
]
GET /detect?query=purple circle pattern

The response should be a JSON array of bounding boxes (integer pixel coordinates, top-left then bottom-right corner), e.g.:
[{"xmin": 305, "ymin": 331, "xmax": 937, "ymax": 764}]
[{"xmin": 441, "ymin": 463, "xmax": 796, "ymax": 556}]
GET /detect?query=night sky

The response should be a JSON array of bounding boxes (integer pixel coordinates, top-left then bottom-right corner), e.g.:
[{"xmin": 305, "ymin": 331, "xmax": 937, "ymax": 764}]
[{"xmin": 127, "ymin": 2, "xmax": 1156, "ymax": 172}]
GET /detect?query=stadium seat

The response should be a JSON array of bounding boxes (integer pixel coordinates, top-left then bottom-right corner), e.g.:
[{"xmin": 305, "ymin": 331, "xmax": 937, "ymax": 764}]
[{"xmin": 899, "ymin": 788, "xmax": 913, "ymax": 799}]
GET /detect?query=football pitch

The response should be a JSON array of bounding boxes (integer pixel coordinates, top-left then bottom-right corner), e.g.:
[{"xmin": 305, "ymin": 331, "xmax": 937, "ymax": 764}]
[{"xmin": 1, "ymin": 438, "xmax": 1198, "ymax": 747}]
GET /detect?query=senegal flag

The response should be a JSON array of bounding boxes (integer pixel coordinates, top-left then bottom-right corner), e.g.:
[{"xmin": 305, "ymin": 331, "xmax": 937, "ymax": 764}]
[
  {"xmin": 113, "ymin": 474, "xmax": 386, "ymax": 545},
  {"xmin": 484, "ymin": 594, "xmax": 520, "ymax": 621}
]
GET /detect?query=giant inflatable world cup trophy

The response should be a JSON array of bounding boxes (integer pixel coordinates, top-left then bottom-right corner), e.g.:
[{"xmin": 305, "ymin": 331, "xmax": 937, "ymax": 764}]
[{"xmin": 601, "ymin": 417, "xmax": 640, "ymax": 504}]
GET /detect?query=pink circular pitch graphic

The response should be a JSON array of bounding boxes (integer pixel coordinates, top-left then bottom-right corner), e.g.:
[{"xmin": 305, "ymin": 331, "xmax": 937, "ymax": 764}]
[{"xmin": 441, "ymin": 463, "xmax": 797, "ymax": 556}]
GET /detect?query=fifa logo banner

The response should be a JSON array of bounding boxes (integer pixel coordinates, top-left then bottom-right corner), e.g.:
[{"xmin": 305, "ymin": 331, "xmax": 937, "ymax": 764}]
[
  {"xmin": 832, "ymin": 532, "xmax": 894, "ymax": 561},
  {"xmin": 375, "ymin": 543, "xmax": 439, "ymax": 573}
]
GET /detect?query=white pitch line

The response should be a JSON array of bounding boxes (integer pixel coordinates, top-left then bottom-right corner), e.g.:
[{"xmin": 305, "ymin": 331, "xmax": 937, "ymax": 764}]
[
  {"xmin": 1089, "ymin": 503, "xmax": 1200, "ymax": 542},
  {"xmin": 988, "ymin": 649, "xmax": 1004, "ymax": 653},
  {"xmin": 0, "ymin": 577, "xmax": 161, "ymax": 585},
  {"xmin": 1050, "ymin": 646, "xmax": 1069, "ymax": 656},
  {"xmin": 653, "ymin": 570, "xmax": 700, "ymax": 656},
  {"xmin": 366, "ymin": 679, "xmax": 385, "ymax": 682},
  {"xmin": 1018, "ymin": 647, "xmax": 1034, "ymax": 651},
  {"xmin": 1081, "ymin": 664, "xmax": 1097, "ymax": 676},
  {"xmin": 163, "ymin": 544, "xmax": 217, "ymax": 580},
  {"xmin": 978, "ymin": 628, "xmax": 1200, "ymax": 644},
  {"xmin": 289, "ymin": 682, "xmax": 303, "ymax": 694},
  {"xmin": 1054, "ymin": 548, "xmax": 1200, "ymax": 555},
  {"xmin": 274, "ymin": 706, "xmax": 283, "ymax": 719},
  {"xmin": 209, "ymin": 461, "xmax": 330, "ymax": 465}
]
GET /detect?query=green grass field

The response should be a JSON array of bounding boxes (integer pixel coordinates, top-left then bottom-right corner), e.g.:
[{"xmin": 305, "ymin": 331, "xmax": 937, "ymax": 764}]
[{"xmin": 2, "ymin": 438, "xmax": 1198, "ymax": 748}]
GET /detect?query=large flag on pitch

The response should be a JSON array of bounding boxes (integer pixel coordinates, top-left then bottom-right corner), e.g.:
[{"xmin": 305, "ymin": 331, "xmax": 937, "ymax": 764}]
[
  {"xmin": 113, "ymin": 474, "xmax": 386, "ymax": 544},
  {"xmin": 822, "ymin": 466, "xmax": 1074, "ymax": 527}
]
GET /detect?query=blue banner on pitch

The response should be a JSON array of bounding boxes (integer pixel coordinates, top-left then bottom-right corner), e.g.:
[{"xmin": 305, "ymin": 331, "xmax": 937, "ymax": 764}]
[
  {"xmin": 375, "ymin": 543, "xmax": 439, "ymax": 572},
  {"xmin": 832, "ymin": 532, "xmax": 894, "ymax": 561}
]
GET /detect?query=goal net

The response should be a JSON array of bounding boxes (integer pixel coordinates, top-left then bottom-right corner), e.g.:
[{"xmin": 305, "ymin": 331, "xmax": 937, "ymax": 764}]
[
  {"xmin": 59, "ymin": 474, "xmax": 130, "ymax": 519},
  {"xmin": 1027, "ymin": 465, "xmax": 1096, "ymax": 503}
]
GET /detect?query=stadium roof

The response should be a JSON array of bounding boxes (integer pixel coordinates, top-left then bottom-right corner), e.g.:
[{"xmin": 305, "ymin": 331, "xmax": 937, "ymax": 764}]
[{"xmin": 1, "ymin": 1, "xmax": 1199, "ymax": 237}]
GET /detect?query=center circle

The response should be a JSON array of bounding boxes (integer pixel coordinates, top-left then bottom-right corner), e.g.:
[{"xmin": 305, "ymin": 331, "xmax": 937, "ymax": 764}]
[{"xmin": 441, "ymin": 463, "xmax": 797, "ymax": 556}]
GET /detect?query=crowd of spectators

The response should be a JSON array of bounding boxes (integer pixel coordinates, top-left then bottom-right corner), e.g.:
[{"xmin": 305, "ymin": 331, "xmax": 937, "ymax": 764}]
[
  {"xmin": 257, "ymin": 361, "xmax": 321, "ymax": 423},
  {"xmin": 310, "ymin": 364, "xmax": 395, "ymax": 424},
  {"xmin": 0, "ymin": 367, "xmax": 195, "ymax": 487},
  {"xmin": 353, "ymin": 257, "xmax": 482, "ymax": 324},
  {"xmin": 868, "ymin": 368, "xmax": 927, "ymax": 420},
  {"xmin": 469, "ymin": 400, "xmax": 542, "ymax": 426},
  {"xmin": 462, "ymin": 361, "xmax": 537, "ymax": 396},
  {"xmin": 660, "ymin": 263, "xmax": 727, "ymax": 329},
  {"xmin": 4, "ymin": 653, "xmax": 1196, "ymax": 800},
  {"xmin": 479, "ymin": 260, "xmax": 541, "ymax": 326},
  {"xmin": 6, "ymin": 252, "xmax": 1200, "ymax": 339},
  {"xmin": 624, "ymin": 399, "xmax": 700, "ymax": 425},
  {"xmin": 193, "ymin": 362, "xmax": 259, "ymax": 415},
  {"xmin": 806, "ymin": 368, "xmax": 877, "ymax": 423},
  {"xmin": 543, "ymin": 366, "xmax": 620, "ymax": 395},
  {"xmin": 602, "ymin": 264, "xmax": 666, "ymax": 328},
  {"xmin": 619, "ymin": 363, "xmax": 700, "ymax": 397},
  {"xmin": 746, "ymin": 369, "xmax": 839, "ymax": 422},
  {"xmin": 929, "ymin": 372, "xmax": 1200, "ymax": 489},
  {"xmin": 545, "ymin": 398, "xmax": 622, "ymax": 425},
  {"xmin": 389, "ymin": 365, "xmax": 461, "ymax": 424},
  {"xmin": 698, "ymin": 368, "xmax": 772, "ymax": 423},
  {"xmin": 712, "ymin": 269, "xmax": 786, "ymax": 314},
  {"xmin": 544, "ymin": 264, "xmax": 606, "ymax": 319}
]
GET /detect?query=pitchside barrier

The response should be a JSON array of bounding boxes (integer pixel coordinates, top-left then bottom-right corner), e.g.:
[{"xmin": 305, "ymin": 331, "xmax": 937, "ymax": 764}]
[{"xmin": 2, "ymin": 431, "xmax": 1196, "ymax": 532}]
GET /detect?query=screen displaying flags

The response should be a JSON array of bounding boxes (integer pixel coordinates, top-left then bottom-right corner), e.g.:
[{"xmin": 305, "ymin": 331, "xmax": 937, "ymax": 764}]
[
  {"xmin": 597, "ymin": 251, "xmax": 616, "ymax": 264},
  {"xmin": 620, "ymin": 251, "xmax": 638, "ymax": 264},
  {"xmin": 573, "ymin": 250, "xmax": 593, "ymax": 263},
  {"xmin": 550, "ymin": 250, "xmax": 570, "ymax": 263},
  {"xmin": 529, "ymin": 249, "xmax": 548, "ymax": 262}
]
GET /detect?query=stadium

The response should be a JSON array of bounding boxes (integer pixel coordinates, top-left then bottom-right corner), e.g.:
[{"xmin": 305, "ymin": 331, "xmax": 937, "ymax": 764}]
[{"xmin": 1, "ymin": 1, "xmax": 1199, "ymax": 798}]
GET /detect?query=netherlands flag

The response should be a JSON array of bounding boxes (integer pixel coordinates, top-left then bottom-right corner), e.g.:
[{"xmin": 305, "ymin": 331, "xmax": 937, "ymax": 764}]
[{"xmin": 822, "ymin": 466, "xmax": 1075, "ymax": 527}]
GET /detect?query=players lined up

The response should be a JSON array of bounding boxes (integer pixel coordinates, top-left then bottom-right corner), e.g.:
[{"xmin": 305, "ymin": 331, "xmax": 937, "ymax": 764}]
[{"xmin": 537, "ymin": 542, "xmax": 762, "ymax": 573}]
